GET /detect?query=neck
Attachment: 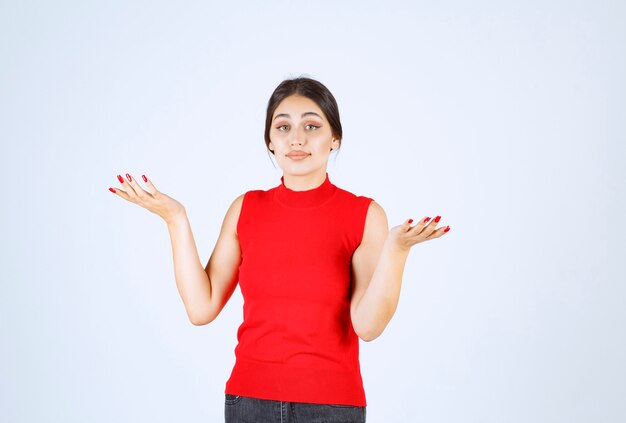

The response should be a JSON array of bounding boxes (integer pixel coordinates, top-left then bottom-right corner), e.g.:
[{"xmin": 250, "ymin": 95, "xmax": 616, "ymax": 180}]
[{"xmin": 282, "ymin": 170, "xmax": 328, "ymax": 191}]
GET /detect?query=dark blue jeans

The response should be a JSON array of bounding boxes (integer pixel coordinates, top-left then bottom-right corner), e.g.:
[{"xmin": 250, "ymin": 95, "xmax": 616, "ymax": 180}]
[{"xmin": 224, "ymin": 394, "xmax": 366, "ymax": 423}]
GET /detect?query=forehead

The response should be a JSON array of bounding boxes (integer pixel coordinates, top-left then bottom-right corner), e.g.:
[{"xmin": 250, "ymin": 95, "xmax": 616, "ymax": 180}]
[{"xmin": 273, "ymin": 95, "xmax": 324, "ymax": 119}]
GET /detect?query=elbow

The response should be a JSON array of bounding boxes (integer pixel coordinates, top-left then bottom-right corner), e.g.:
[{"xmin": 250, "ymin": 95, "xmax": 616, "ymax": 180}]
[
  {"xmin": 354, "ymin": 313, "xmax": 390, "ymax": 342},
  {"xmin": 353, "ymin": 318, "xmax": 382, "ymax": 342},
  {"xmin": 357, "ymin": 326, "xmax": 382, "ymax": 342},
  {"xmin": 190, "ymin": 318, "xmax": 209, "ymax": 326},
  {"xmin": 189, "ymin": 309, "xmax": 215, "ymax": 326},
  {"xmin": 190, "ymin": 316, "xmax": 213, "ymax": 326},
  {"xmin": 359, "ymin": 331, "xmax": 380, "ymax": 342}
]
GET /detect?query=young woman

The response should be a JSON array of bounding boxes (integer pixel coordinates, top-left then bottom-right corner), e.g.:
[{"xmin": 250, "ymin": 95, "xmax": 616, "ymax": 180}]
[{"xmin": 109, "ymin": 77, "xmax": 450, "ymax": 423}]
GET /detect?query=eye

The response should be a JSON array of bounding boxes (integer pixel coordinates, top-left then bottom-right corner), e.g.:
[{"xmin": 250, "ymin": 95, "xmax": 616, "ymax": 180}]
[
  {"xmin": 305, "ymin": 124, "xmax": 320, "ymax": 130},
  {"xmin": 276, "ymin": 124, "xmax": 289, "ymax": 131}
]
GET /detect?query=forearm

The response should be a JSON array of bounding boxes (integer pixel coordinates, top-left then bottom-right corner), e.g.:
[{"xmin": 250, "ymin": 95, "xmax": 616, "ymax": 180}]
[
  {"xmin": 354, "ymin": 238, "xmax": 409, "ymax": 341},
  {"xmin": 166, "ymin": 208, "xmax": 212, "ymax": 324}
]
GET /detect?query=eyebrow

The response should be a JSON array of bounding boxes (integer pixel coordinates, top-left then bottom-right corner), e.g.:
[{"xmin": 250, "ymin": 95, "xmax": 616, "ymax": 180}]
[{"xmin": 273, "ymin": 112, "xmax": 323, "ymax": 121}]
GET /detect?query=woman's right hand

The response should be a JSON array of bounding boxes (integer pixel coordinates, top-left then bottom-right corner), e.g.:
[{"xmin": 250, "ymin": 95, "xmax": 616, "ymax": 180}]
[{"xmin": 109, "ymin": 173, "xmax": 185, "ymax": 224}]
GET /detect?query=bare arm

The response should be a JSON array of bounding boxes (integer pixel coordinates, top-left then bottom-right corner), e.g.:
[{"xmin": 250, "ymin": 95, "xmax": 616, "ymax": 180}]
[
  {"xmin": 350, "ymin": 201, "xmax": 390, "ymax": 341},
  {"xmin": 202, "ymin": 193, "xmax": 244, "ymax": 324},
  {"xmin": 167, "ymin": 194, "xmax": 244, "ymax": 326},
  {"xmin": 351, "ymin": 209, "xmax": 451, "ymax": 341},
  {"xmin": 110, "ymin": 173, "xmax": 245, "ymax": 326}
]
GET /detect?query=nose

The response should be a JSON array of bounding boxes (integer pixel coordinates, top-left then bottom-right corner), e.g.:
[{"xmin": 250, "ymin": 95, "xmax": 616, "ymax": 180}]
[{"xmin": 289, "ymin": 126, "xmax": 306, "ymax": 147}]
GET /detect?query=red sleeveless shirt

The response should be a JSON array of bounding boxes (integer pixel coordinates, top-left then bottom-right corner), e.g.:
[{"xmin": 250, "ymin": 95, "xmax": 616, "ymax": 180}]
[{"xmin": 224, "ymin": 172, "xmax": 374, "ymax": 406}]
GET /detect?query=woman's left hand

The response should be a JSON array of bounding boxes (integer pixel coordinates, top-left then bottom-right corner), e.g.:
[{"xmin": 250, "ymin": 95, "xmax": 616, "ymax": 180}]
[{"xmin": 387, "ymin": 216, "xmax": 450, "ymax": 253}]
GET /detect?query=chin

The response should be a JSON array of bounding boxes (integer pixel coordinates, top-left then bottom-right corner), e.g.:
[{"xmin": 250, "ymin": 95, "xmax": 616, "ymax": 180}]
[
  {"xmin": 283, "ymin": 167, "xmax": 311, "ymax": 176},
  {"xmin": 286, "ymin": 165, "xmax": 328, "ymax": 176}
]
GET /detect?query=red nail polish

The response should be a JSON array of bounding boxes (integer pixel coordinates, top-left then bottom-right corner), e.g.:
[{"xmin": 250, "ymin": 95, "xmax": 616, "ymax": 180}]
[
  {"xmin": 444, "ymin": 226, "xmax": 450, "ymax": 232},
  {"xmin": 408, "ymin": 219, "xmax": 413, "ymax": 224},
  {"xmin": 109, "ymin": 187, "xmax": 116, "ymax": 193},
  {"xmin": 434, "ymin": 215, "xmax": 441, "ymax": 223},
  {"xmin": 117, "ymin": 175, "xmax": 124, "ymax": 183},
  {"xmin": 142, "ymin": 175, "xmax": 147, "ymax": 183},
  {"xmin": 424, "ymin": 217, "xmax": 431, "ymax": 223},
  {"xmin": 126, "ymin": 173, "xmax": 132, "ymax": 182}
]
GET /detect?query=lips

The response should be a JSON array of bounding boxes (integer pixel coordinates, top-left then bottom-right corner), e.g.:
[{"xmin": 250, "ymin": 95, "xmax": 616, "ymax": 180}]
[{"xmin": 286, "ymin": 151, "xmax": 310, "ymax": 157}]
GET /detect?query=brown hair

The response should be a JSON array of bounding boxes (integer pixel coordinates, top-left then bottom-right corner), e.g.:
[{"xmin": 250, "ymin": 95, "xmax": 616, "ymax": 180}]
[{"xmin": 264, "ymin": 76, "xmax": 342, "ymax": 155}]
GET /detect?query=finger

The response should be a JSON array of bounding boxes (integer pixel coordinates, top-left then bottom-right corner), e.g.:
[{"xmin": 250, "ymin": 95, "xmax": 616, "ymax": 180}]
[
  {"xmin": 426, "ymin": 225, "xmax": 450, "ymax": 240},
  {"xmin": 109, "ymin": 186, "xmax": 133, "ymax": 202},
  {"xmin": 115, "ymin": 173, "xmax": 138, "ymax": 199},
  {"xmin": 124, "ymin": 173, "xmax": 151, "ymax": 201},
  {"xmin": 408, "ymin": 216, "xmax": 431, "ymax": 235},
  {"xmin": 141, "ymin": 174, "xmax": 159, "ymax": 197},
  {"xmin": 422, "ymin": 215, "xmax": 442, "ymax": 237},
  {"xmin": 111, "ymin": 174, "xmax": 136, "ymax": 200}
]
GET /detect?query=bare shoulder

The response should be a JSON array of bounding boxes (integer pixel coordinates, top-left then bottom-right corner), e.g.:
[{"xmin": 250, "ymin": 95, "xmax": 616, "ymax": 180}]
[
  {"xmin": 231, "ymin": 192, "xmax": 246, "ymax": 208},
  {"xmin": 366, "ymin": 200, "xmax": 386, "ymax": 218},
  {"xmin": 222, "ymin": 192, "xmax": 246, "ymax": 235},
  {"xmin": 362, "ymin": 200, "xmax": 388, "ymax": 241},
  {"xmin": 230, "ymin": 192, "xmax": 246, "ymax": 212}
]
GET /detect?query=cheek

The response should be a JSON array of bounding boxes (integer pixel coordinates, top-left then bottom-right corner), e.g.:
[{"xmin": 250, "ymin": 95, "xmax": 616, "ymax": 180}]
[
  {"xmin": 268, "ymin": 134, "xmax": 280, "ymax": 147},
  {"xmin": 269, "ymin": 130, "xmax": 287, "ymax": 142}
]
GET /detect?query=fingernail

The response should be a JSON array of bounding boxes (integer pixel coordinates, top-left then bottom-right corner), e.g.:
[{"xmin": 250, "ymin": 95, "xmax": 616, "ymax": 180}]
[
  {"xmin": 117, "ymin": 174, "xmax": 124, "ymax": 183},
  {"xmin": 434, "ymin": 215, "xmax": 441, "ymax": 223},
  {"xmin": 408, "ymin": 219, "xmax": 413, "ymax": 224},
  {"xmin": 109, "ymin": 187, "xmax": 116, "ymax": 193},
  {"xmin": 126, "ymin": 173, "xmax": 132, "ymax": 182},
  {"xmin": 444, "ymin": 225, "xmax": 450, "ymax": 233},
  {"xmin": 424, "ymin": 217, "xmax": 431, "ymax": 223},
  {"xmin": 142, "ymin": 175, "xmax": 147, "ymax": 183}
]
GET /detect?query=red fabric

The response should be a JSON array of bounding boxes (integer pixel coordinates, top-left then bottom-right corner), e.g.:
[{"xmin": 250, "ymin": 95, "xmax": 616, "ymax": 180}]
[{"xmin": 224, "ymin": 172, "xmax": 374, "ymax": 406}]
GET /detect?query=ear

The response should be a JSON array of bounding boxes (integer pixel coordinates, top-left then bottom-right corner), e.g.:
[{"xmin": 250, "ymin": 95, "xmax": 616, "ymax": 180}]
[{"xmin": 268, "ymin": 141, "xmax": 275, "ymax": 151}]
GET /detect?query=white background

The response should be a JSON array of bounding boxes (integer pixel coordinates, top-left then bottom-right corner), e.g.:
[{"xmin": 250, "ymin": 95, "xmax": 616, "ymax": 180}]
[{"xmin": 1, "ymin": 1, "xmax": 624, "ymax": 422}]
